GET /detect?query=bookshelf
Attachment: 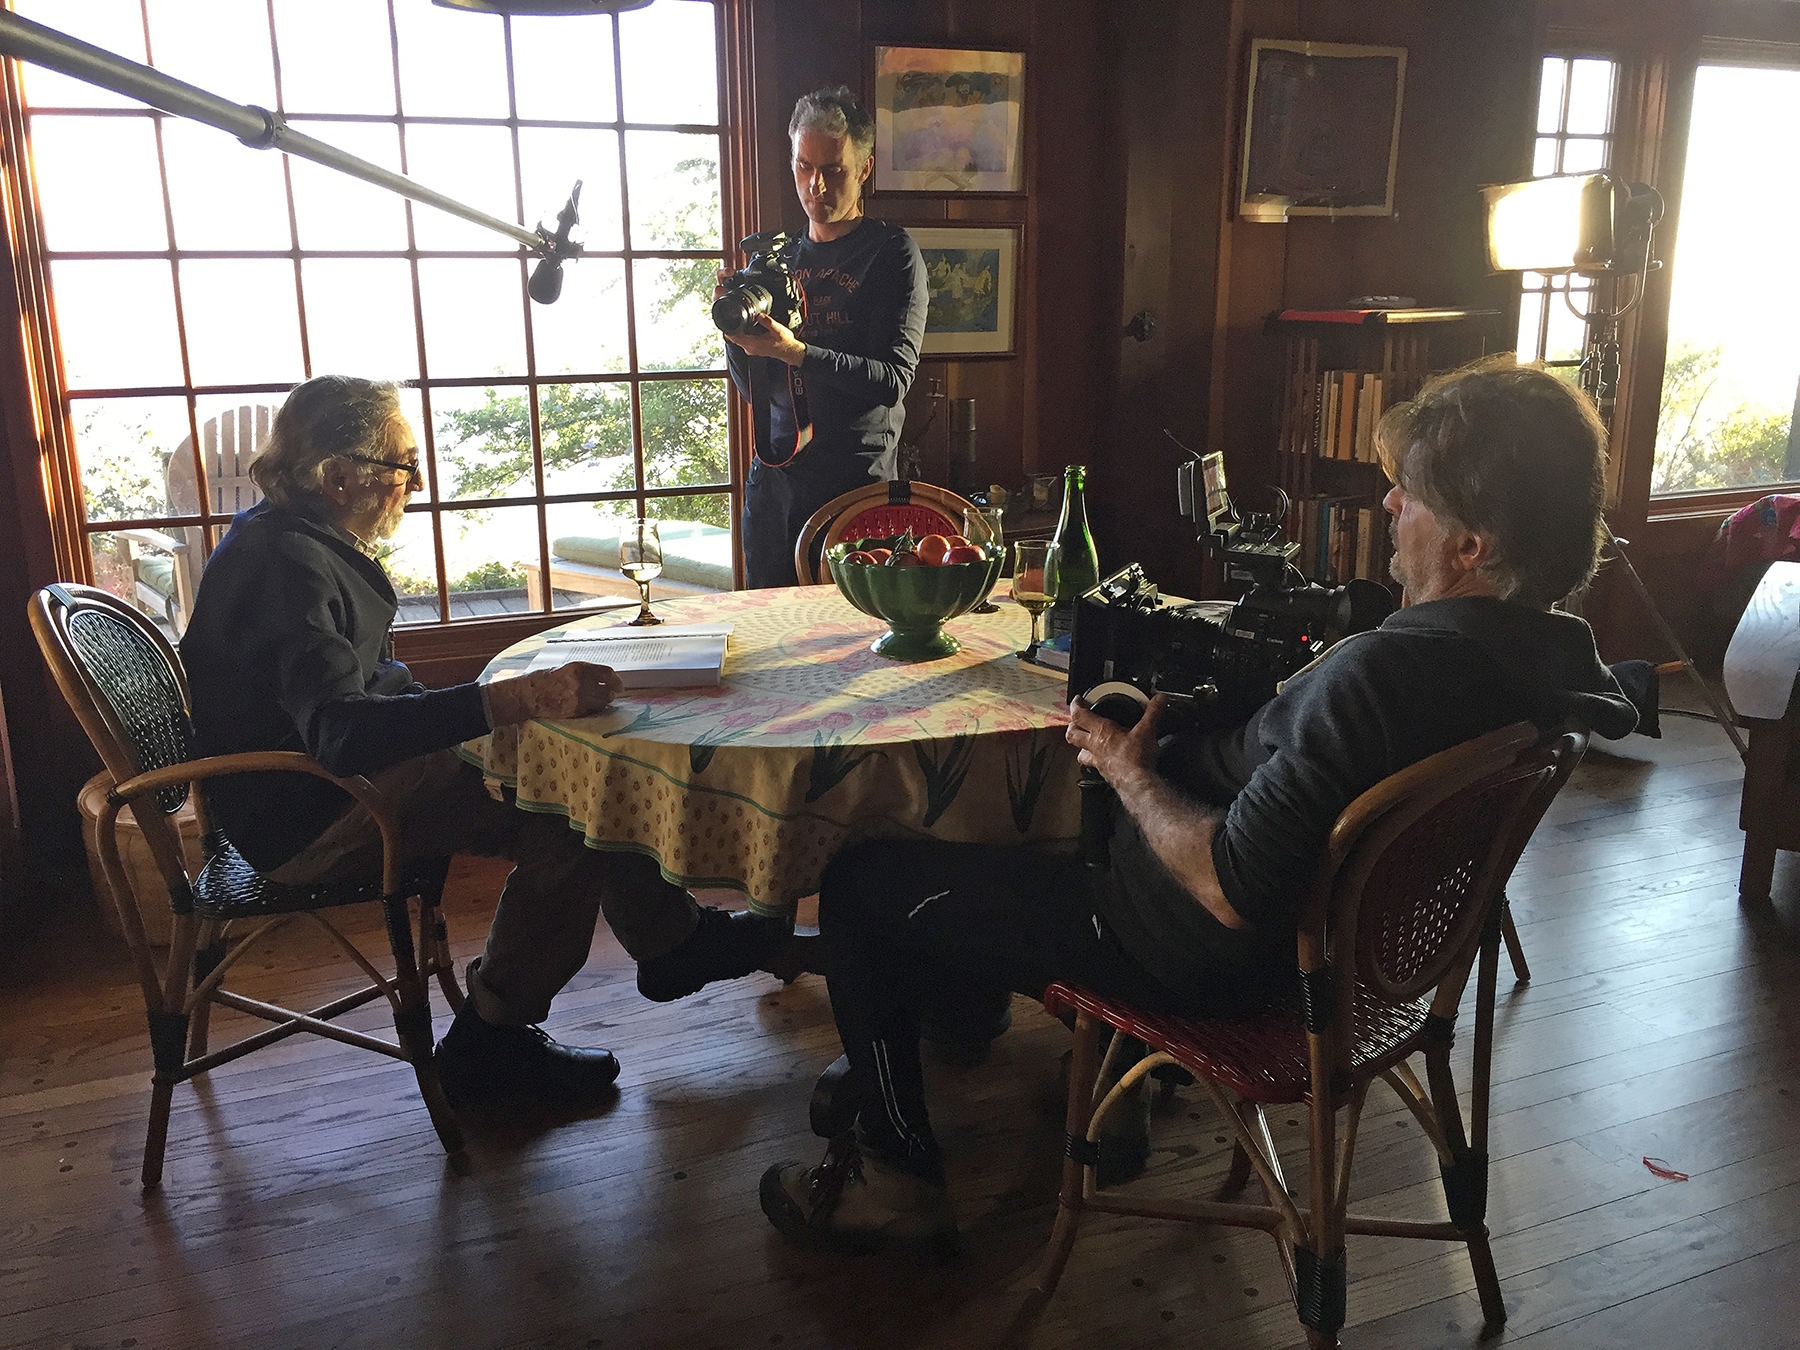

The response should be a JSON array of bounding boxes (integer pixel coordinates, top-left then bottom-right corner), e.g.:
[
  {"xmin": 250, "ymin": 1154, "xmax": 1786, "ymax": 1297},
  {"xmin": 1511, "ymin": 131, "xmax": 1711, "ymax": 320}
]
[{"xmin": 1267, "ymin": 308, "xmax": 1500, "ymax": 588}]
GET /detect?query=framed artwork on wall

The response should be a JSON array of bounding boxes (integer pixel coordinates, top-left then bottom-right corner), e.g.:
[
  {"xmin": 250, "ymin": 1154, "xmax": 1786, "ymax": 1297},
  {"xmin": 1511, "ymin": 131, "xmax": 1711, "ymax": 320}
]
[
  {"xmin": 1238, "ymin": 39, "xmax": 1407, "ymax": 220},
  {"xmin": 872, "ymin": 45, "xmax": 1026, "ymax": 194},
  {"xmin": 906, "ymin": 226, "xmax": 1018, "ymax": 356}
]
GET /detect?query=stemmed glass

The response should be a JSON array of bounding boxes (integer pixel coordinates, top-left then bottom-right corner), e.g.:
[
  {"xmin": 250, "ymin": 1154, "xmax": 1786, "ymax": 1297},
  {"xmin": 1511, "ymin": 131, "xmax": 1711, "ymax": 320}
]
[
  {"xmin": 1011, "ymin": 539, "xmax": 1059, "ymax": 660},
  {"xmin": 620, "ymin": 518, "xmax": 664, "ymax": 627},
  {"xmin": 964, "ymin": 506, "xmax": 1004, "ymax": 614}
]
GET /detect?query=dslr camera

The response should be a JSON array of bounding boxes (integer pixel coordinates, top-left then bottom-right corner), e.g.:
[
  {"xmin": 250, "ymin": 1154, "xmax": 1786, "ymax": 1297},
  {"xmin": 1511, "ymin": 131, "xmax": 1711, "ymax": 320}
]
[
  {"xmin": 712, "ymin": 230, "xmax": 803, "ymax": 335},
  {"xmin": 1068, "ymin": 449, "xmax": 1393, "ymax": 736}
]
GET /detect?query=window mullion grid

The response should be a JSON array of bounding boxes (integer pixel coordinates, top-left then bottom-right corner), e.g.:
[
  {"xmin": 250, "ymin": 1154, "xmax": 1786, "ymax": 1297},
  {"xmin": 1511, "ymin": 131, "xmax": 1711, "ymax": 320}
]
[
  {"xmin": 499, "ymin": 15, "xmax": 553, "ymax": 613},
  {"xmin": 384, "ymin": 0, "xmax": 448, "ymax": 624},
  {"xmin": 612, "ymin": 11, "xmax": 647, "ymax": 521},
  {"xmin": 265, "ymin": 0, "xmax": 312, "ymax": 382},
  {"xmin": 135, "ymin": 0, "xmax": 212, "ymax": 572}
]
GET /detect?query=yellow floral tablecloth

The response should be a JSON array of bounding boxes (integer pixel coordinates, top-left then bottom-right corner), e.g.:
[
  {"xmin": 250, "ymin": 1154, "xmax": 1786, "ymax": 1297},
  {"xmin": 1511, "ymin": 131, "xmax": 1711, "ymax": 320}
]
[{"xmin": 460, "ymin": 584, "xmax": 1080, "ymax": 915}]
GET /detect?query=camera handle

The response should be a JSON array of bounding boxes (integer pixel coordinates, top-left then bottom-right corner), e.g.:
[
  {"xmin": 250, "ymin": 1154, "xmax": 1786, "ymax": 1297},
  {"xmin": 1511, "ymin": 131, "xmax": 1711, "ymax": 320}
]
[{"xmin": 1075, "ymin": 681, "xmax": 1151, "ymax": 870}]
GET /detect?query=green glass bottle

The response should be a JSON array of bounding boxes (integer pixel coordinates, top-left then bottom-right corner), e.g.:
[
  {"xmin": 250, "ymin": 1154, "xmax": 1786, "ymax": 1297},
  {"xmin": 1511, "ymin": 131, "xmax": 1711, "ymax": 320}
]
[{"xmin": 1048, "ymin": 463, "xmax": 1100, "ymax": 640}]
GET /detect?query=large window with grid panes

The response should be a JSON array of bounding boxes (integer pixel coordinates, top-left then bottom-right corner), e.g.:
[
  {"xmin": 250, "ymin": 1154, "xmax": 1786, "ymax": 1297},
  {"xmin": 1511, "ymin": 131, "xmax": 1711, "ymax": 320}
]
[
  {"xmin": 15, "ymin": 0, "xmax": 737, "ymax": 636},
  {"xmin": 1517, "ymin": 48, "xmax": 1800, "ymax": 499},
  {"xmin": 1512, "ymin": 56, "xmax": 1620, "ymax": 382}
]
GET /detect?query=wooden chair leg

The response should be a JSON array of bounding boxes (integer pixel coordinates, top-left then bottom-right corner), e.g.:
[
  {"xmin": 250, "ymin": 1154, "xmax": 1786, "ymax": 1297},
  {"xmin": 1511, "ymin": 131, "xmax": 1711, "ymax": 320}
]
[
  {"xmin": 421, "ymin": 897, "xmax": 465, "ymax": 1013},
  {"xmin": 382, "ymin": 891, "xmax": 466, "ymax": 1165},
  {"xmin": 142, "ymin": 1078, "xmax": 176, "ymax": 1190},
  {"xmin": 1219, "ymin": 1140, "xmax": 1255, "ymax": 1199},
  {"xmin": 1498, "ymin": 897, "xmax": 1530, "ymax": 983},
  {"xmin": 1466, "ymin": 1227, "xmax": 1507, "ymax": 1333},
  {"xmin": 187, "ymin": 922, "xmax": 227, "ymax": 1059},
  {"xmin": 1028, "ymin": 1010, "xmax": 1102, "ymax": 1310}
]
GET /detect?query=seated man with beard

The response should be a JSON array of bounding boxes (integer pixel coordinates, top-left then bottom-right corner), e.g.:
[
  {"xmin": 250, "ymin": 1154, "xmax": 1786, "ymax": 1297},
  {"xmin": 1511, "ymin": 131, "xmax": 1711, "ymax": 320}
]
[{"xmin": 180, "ymin": 374, "xmax": 801, "ymax": 1111}]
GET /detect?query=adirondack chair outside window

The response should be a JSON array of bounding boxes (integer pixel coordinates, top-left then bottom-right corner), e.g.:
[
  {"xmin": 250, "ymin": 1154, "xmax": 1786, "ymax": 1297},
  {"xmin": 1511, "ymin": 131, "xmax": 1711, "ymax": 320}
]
[{"xmin": 110, "ymin": 406, "xmax": 274, "ymax": 637}]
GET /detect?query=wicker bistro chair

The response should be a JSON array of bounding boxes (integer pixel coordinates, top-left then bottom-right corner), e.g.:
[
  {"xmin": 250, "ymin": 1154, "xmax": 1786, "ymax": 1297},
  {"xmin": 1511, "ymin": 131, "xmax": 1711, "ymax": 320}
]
[
  {"xmin": 30, "ymin": 583, "xmax": 466, "ymax": 1189},
  {"xmin": 792, "ymin": 479, "xmax": 980, "ymax": 584},
  {"xmin": 1028, "ymin": 721, "xmax": 1587, "ymax": 1349}
]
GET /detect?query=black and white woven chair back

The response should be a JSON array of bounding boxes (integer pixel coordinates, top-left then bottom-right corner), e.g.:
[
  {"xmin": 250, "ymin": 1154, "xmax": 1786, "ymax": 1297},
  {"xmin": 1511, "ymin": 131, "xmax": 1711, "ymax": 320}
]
[{"xmin": 44, "ymin": 583, "xmax": 195, "ymax": 816}]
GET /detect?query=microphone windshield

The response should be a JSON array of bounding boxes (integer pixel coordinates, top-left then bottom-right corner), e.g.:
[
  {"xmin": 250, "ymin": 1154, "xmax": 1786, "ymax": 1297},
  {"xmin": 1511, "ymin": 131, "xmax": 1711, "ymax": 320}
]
[{"xmin": 528, "ymin": 256, "xmax": 565, "ymax": 305}]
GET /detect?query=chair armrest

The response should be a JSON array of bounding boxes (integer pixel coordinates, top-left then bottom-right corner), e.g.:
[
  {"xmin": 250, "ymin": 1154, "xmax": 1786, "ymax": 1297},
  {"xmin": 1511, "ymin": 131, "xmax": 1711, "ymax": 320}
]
[{"xmin": 106, "ymin": 752, "xmax": 405, "ymax": 894}]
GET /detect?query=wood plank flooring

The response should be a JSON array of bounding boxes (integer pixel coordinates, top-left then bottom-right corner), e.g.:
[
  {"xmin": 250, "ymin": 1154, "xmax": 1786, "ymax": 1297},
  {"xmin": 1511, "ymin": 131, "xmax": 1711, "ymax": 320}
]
[{"xmin": 3, "ymin": 690, "xmax": 1796, "ymax": 1350}]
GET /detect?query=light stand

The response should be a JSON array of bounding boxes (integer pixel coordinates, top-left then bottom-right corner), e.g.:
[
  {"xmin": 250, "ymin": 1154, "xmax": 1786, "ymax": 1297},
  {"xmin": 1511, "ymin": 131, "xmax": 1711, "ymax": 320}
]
[{"xmin": 1497, "ymin": 177, "xmax": 1749, "ymax": 758}]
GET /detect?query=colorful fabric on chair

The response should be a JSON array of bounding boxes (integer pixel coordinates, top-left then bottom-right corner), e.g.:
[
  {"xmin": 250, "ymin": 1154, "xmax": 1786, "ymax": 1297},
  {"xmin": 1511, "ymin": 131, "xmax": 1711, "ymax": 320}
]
[{"xmin": 836, "ymin": 503, "xmax": 960, "ymax": 543}]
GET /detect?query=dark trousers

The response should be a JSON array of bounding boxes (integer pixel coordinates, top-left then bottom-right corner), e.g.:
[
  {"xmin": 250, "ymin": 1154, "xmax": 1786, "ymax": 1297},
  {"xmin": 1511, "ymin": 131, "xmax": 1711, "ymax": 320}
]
[
  {"xmin": 269, "ymin": 750, "xmax": 699, "ymax": 1025},
  {"xmin": 743, "ymin": 462, "xmax": 871, "ymax": 589},
  {"xmin": 818, "ymin": 839, "xmax": 1213, "ymax": 1165}
]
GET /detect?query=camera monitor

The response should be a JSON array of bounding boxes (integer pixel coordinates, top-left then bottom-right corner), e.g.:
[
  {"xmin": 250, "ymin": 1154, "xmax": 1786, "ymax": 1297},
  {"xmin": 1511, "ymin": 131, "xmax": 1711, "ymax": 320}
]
[{"xmin": 1200, "ymin": 451, "xmax": 1231, "ymax": 534}]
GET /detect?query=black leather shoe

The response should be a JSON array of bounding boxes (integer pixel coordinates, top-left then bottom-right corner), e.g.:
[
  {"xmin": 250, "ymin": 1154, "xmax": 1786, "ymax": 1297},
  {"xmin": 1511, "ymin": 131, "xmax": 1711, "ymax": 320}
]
[
  {"xmin": 636, "ymin": 906, "xmax": 801, "ymax": 1002},
  {"xmin": 434, "ymin": 1001, "xmax": 620, "ymax": 1110}
]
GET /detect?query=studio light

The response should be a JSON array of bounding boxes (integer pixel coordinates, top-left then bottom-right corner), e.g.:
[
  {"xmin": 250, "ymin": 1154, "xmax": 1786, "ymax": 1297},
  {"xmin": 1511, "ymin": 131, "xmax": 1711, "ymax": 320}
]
[{"xmin": 1482, "ymin": 172, "xmax": 1663, "ymax": 277}]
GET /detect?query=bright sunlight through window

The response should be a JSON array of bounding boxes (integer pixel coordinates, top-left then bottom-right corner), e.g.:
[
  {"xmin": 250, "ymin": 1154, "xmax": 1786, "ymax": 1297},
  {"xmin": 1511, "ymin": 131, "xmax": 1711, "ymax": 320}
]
[
  {"xmin": 19, "ymin": 0, "xmax": 733, "ymax": 635},
  {"xmin": 1652, "ymin": 62, "xmax": 1800, "ymax": 495}
]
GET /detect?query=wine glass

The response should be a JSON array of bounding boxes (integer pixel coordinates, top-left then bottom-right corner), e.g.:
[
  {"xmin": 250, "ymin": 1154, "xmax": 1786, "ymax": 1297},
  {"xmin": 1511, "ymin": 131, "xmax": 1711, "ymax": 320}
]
[
  {"xmin": 620, "ymin": 519, "xmax": 664, "ymax": 626},
  {"xmin": 1011, "ymin": 539, "xmax": 1059, "ymax": 659},
  {"xmin": 964, "ymin": 506, "xmax": 1004, "ymax": 613}
]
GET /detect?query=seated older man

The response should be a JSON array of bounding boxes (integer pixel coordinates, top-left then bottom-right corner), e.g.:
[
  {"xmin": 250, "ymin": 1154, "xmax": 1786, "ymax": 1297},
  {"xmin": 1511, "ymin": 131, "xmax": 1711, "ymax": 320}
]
[
  {"xmin": 180, "ymin": 374, "xmax": 800, "ymax": 1110},
  {"xmin": 758, "ymin": 359, "xmax": 1641, "ymax": 1255}
]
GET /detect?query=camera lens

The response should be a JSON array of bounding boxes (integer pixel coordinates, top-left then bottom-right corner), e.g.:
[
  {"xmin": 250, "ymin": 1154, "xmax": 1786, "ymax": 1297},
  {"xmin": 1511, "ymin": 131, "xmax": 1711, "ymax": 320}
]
[{"xmin": 711, "ymin": 284, "xmax": 773, "ymax": 334}]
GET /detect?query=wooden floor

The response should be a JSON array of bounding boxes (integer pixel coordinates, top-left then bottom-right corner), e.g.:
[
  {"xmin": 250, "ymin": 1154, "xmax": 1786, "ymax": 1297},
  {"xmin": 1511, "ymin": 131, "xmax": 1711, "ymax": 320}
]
[{"xmin": 4, "ymin": 688, "xmax": 1798, "ymax": 1350}]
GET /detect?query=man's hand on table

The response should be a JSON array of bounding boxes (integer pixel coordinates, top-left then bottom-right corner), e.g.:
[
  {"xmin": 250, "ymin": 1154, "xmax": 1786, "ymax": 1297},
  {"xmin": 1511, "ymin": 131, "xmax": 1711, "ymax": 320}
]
[{"xmin": 484, "ymin": 662, "xmax": 623, "ymax": 726}]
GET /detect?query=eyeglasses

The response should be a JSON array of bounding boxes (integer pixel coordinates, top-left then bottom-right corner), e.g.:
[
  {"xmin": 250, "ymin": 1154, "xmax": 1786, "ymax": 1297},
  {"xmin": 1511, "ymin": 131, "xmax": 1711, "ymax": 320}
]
[{"xmin": 349, "ymin": 453, "xmax": 422, "ymax": 481}]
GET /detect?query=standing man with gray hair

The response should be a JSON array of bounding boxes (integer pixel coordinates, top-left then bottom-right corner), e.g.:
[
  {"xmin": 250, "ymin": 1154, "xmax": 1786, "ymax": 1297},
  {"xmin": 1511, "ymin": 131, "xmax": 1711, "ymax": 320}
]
[
  {"xmin": 720, "ymin": 85, "xmax": 929, "ymax": 587},
  {"xmin": 180, "ymin": 374, "xmax": 807, "ymax": 1114}
]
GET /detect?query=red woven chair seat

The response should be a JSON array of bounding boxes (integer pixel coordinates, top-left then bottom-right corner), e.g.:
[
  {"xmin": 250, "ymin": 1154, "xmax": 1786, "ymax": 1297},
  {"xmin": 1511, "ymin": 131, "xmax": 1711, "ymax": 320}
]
[
  {"xmin": 838, "ymin": 503, "xmax": 960, "ymax": 543},
  {"xmin": 1044, "ymin": 980, "xmax": 1432, "ymax": 1104}
]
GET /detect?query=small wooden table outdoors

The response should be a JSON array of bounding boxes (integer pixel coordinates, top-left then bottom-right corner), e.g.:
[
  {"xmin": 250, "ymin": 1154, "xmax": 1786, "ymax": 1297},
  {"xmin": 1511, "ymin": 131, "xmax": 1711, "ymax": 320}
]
[{"xmin": 460, "ymin": 584, "xmax": 1080, "ymax": 918}]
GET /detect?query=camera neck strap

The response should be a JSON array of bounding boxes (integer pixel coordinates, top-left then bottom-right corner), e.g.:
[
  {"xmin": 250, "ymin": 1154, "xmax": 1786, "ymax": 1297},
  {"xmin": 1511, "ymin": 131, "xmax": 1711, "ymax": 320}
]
[
  {"xmin": 748, "ymin": 357, "xmax": 813, "ymax": 469},
  {"xmin": 749, "ymin": 276, "xmax": 811, "ymax": 469}
]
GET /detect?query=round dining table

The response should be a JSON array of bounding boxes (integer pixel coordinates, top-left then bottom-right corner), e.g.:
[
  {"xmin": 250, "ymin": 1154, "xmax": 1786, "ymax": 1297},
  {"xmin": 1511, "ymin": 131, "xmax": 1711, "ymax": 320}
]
[{"xmin": 460, "ymin": 582, "xmax": 1081, "ymax": 917}]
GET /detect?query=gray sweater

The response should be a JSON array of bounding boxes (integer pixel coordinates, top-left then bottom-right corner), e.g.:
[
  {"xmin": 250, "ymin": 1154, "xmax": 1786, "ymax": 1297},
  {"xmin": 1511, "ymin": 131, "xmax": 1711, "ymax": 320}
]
[{"xmin": 1096, "ymin": 597, "xmax": 1639, "ymax": 1003}]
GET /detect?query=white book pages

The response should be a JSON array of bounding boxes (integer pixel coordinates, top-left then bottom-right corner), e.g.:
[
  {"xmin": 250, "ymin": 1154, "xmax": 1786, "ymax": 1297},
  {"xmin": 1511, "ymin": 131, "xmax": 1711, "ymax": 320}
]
[
  {"xmin": 524, "ymin": 626, "xmax": 731, "ymax": 688},
  {"xmin": 541, "ymin": 623, "xmax": 734, "ymax": 643}
]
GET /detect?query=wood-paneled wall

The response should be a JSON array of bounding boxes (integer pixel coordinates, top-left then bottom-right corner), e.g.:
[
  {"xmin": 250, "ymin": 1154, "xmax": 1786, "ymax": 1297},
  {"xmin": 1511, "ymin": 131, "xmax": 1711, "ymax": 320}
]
[
  {"xmin": 1090, "ymin": 0, "xmax": 1539, "ymax": 599},
  {"xmin": 746, "ymin": 0, "xmax": 1112, "ymax": 499}
]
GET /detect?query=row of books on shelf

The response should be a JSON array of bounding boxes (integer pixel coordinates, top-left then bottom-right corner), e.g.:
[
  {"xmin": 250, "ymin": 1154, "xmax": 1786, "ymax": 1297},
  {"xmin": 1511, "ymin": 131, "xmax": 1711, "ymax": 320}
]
[
  {"xmin": 1304, "ymin": 370, "xmax": 1391, "ymax": 464},
  {"xmin": 1284, "ymin": 496, "xmax": 1391, "ymax": 587}
]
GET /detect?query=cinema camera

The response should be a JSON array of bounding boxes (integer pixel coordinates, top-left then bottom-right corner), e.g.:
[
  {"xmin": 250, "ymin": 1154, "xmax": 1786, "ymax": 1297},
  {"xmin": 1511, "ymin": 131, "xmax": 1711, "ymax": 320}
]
[
  {"xmin": 711, "ymin": 230, "xmax": 804, "ymax": 336},
  {"xmin": 1068, "ymin": 446, "xmax": 1394, "ymax": 736}
]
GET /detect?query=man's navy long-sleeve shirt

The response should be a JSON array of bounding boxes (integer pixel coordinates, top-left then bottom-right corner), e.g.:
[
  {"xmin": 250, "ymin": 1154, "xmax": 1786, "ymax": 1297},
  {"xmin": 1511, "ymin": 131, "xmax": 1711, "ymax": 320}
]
[
  {"xmin": 725, "ymin": 219, "xmax": 928, "ymax": 488},
  {"xmin": 180, "ymin": 498, "xmax": 490, "ymax": 871}
]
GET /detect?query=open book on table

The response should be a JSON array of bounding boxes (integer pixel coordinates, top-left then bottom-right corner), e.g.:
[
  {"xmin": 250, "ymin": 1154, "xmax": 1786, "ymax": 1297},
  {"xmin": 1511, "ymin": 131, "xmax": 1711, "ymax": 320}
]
[{"xmin": 523, "ymin": 623, "xmax": 733, "ymax": 689}]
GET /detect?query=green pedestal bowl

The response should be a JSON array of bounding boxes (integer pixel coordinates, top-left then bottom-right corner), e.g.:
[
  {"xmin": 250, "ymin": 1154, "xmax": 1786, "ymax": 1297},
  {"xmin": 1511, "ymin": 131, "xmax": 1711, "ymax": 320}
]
[{"xmin": 826, "ymin": 541, "xmax": 1004, "ymax": 661}]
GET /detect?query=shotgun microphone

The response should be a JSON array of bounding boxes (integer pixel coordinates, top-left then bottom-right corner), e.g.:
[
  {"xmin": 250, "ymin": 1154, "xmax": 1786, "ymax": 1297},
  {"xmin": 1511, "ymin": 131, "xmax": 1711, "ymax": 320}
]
[{"xmin": 528, "ymin": 180, "xmax": 583, "ymax": 305}]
